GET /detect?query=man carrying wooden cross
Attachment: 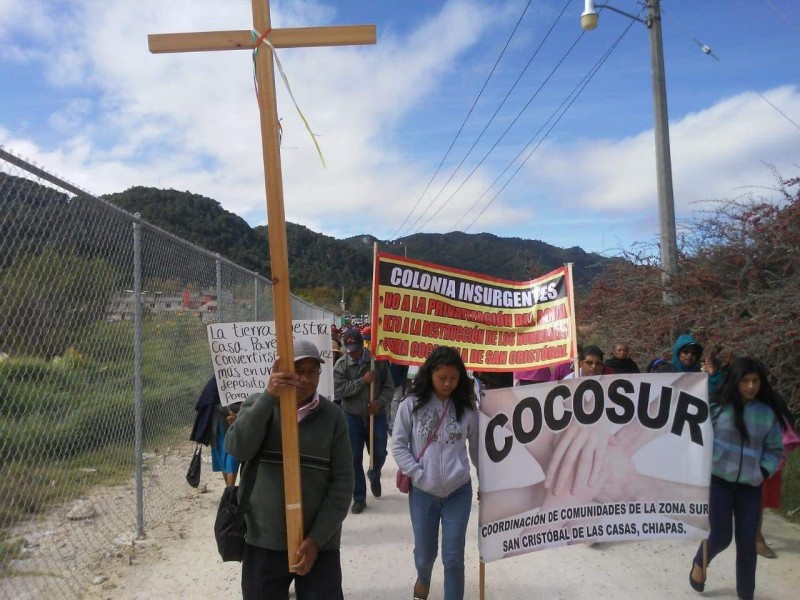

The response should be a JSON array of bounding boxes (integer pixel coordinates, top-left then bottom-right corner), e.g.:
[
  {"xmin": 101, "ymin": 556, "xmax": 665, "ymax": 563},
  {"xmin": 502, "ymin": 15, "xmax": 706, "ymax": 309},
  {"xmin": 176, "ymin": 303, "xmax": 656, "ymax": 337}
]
[
  {"xmin": 226, "ymin": 340, "xmax": 353, "ymax": 598},
  {"xmin": 148, "ymin": 0, "xmax": 376, "ymax": 582}
]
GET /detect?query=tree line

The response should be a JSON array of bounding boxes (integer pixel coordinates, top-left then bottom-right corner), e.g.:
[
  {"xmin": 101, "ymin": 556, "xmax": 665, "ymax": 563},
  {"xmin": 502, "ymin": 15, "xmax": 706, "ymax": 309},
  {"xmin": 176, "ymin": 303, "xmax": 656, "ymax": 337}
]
[{"xmin": 579, "ymin": 173, "xmax": 799, "ymax": 413}]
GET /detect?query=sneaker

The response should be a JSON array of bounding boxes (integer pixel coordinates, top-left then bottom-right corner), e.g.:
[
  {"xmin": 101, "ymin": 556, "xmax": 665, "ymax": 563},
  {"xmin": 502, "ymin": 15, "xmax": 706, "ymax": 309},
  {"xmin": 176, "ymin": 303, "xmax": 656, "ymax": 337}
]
[
  {"xmin": 351, "ymin": 500, "xmax": 366, "ymax": 514},
  {"xmin": 370, "ymin": 478, "xmax": 382, "ymax": 498}
]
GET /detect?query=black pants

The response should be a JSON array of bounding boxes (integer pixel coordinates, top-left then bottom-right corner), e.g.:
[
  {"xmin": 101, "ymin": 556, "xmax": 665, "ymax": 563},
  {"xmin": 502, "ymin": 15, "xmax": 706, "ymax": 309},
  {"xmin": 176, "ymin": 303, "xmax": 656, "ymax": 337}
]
[
  {"xmin": 693, "ymin": 476, "xmax": 762, "ymax": 600},
  {"xmin": 242, "ymin": 544, "xmax": 343, "ymax": 600}
]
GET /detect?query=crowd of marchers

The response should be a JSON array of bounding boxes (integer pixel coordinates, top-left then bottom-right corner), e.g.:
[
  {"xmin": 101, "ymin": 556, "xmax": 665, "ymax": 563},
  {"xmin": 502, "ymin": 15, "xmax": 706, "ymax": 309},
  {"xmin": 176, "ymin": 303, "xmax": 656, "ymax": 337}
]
[{"xmin": 191, "ymin": 321, "xmax": 797, "ymax": 600}]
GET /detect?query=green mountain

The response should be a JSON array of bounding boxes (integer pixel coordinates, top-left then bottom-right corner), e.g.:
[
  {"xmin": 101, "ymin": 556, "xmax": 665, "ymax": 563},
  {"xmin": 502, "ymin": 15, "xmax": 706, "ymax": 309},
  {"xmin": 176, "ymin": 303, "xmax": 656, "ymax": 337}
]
[
  {"xmin": 103, "ymin": 187, "xmax": 615, "ymax": 294},
  {"xmin": 103, "ymin": 186, "xmax": 269, "ymax": 275},
  {"xmin": 343, "ymin": 232, "xmax": 608, "ymax": 288},
  {"xmin": 1, "ymin": 176, "xmax": 618, "ymax": 315},
  {"xmin": 103, "ymin": 187, "xmax": 373, "ymax": 290}
]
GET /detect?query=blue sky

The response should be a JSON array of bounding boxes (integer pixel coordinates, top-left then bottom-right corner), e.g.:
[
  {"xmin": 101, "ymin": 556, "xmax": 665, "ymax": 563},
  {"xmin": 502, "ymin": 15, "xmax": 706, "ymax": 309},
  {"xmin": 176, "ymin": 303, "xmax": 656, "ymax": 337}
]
[{"xmin": 1, "ymin": 0, "xmax": 799, "ymax": 257}]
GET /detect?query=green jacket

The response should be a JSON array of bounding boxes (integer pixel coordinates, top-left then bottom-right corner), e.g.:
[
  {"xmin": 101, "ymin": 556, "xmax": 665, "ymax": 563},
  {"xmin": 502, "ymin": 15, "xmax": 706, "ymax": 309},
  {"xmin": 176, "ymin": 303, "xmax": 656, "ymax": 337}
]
[
  {"xmin": 225, "ymin": 392, "xmax": 353, "ymax": 552},
  {"xmin": 333, "ymin": 348, "xmax": 394, "ymax": 417}
]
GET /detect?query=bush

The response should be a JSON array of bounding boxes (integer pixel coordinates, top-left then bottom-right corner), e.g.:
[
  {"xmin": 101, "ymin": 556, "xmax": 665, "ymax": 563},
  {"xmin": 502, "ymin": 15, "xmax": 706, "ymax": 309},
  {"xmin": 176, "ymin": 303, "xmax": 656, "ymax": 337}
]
[
  {"xmin": 0, "ymin": 355, "xmax": 52, "ymax": 381},
  {"xmin": 581, "ymin": 173, "xmax": 800, "ymax": 414},
  {"xmin": 0, "ymin": 247, "xmax": 120, "ymax": 359},
  {"xmin": 782, "ymin": 450, "xmax": 800, "ymax": 521}
]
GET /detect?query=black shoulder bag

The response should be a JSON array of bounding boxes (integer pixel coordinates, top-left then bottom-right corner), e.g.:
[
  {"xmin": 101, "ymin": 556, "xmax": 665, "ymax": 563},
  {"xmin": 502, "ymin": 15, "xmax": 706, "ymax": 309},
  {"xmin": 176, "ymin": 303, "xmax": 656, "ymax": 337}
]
[
  {"xmin": 214, "ymin": 457, "xmax": 258, "ymax": 562},
  {"xmin": 214, "ymin": 412, "xmax": 272, "ymax": 562},
  {"xmin": 185, "ymin": 444, "xmax": 202, "ymax": 488}
]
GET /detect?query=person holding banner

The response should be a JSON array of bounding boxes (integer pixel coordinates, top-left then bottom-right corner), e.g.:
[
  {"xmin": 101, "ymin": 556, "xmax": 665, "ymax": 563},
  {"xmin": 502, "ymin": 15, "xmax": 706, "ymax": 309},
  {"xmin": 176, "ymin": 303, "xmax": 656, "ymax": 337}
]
[
  {"xmin": 225, "ymin": 340, "xmax": 354, "ymax": 600},
  {"xmin": 689, "ymin": 357, "xmax": 785, "ymax": 600},
  {"xmin": 392, "ymin": 346, "xmax": 479, "ymax": 600},
  {"xmin": 655, "ymin": 334, "xmax": 724, "ymax": 393},
  {"xmin": 563, "ymin": 345, "xmax": 606, "ymax": 379},
  {"xmin": 334, "ymin": 328, "xmax": 394, "ymax": 514}
]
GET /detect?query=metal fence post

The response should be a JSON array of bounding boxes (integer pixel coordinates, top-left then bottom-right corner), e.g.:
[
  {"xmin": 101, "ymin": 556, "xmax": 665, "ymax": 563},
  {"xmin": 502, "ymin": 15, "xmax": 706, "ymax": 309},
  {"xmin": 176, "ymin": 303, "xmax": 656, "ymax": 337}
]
[
  {"xmin": 216, "ymin": 254, "xmax": 223, "ymax": 323},
  {"xmin": 133, "ymin": 214, "xmax": 144, "ymax": 538},
  {"xmin": 254, "ymin": 276, "xmax": 259, "ymax": 320}
]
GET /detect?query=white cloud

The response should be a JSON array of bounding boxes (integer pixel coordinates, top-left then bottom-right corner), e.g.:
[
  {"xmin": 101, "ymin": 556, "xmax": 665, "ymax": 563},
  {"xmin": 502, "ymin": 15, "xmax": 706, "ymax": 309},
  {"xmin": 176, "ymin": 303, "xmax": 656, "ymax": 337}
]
[
  {"xmin": 2, "ymin": 1, "xmax": 798, "ymax": 253},
  {"xmin": 1, "ymin": 0, "xmax": 510, "ymax": 238},
  {"xmin": 532, "ymin": 86, "xmax": 800, "ymax": 215},
  {"xmin": 48, "ymin": 98, "xmax": 93, "ymax": 133}
]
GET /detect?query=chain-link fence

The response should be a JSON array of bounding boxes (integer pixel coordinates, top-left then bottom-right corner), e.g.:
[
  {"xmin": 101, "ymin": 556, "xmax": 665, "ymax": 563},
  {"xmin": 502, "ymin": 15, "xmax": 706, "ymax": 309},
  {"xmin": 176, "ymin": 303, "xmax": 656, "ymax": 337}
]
[{"xmin": 0, "ymin": 148, "xmax": 335, "ymax": 598}]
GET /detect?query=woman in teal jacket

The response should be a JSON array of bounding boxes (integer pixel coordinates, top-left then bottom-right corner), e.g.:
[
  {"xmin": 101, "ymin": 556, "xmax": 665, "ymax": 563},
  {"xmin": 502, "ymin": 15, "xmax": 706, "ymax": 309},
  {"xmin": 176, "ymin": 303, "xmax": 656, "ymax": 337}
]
[{"xmin": 688, "ymin": 357, "xmax": 784, "ymax": 600}]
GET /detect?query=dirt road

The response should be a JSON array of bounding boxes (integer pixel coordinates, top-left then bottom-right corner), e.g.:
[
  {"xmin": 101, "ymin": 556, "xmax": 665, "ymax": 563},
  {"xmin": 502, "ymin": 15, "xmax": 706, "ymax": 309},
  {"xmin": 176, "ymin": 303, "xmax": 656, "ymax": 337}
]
[{"xmin": 83, "ymin": 453, "xmax": 799, "ymax": 599}]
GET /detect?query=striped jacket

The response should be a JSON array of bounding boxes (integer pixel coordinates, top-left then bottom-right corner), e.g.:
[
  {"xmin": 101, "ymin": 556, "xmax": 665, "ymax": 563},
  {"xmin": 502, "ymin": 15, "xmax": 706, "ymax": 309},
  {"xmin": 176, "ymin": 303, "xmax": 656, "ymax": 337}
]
[
  {"xmin": 710, "ymin": 400, "xmax": 783, "ymax": 487},
  {"xmin": 225, "ymin": 392, "xmax": 354, "ymax": 551}
]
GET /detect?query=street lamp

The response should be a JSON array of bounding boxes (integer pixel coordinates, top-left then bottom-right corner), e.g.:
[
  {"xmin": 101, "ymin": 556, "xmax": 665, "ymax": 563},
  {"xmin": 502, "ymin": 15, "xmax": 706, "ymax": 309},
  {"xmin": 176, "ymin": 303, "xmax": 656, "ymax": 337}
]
[{"xmin": 580, "ymin": 0, "xmax": 678, "ymax": 278}]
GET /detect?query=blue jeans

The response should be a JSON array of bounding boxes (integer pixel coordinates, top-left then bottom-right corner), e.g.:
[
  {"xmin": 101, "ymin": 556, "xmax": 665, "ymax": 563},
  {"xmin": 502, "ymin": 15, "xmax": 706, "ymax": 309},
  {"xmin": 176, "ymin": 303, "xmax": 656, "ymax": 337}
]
[
  {"xmin": 693, "ymin": 476, "xmax": 762, "ymax": 600},
  {"xmin": 409, "ymin": 481, "xmax": 472, "ymax": 600},
  {"xmin": 344, "ymin": 411, "xmax": 388, "ymax": 502}
]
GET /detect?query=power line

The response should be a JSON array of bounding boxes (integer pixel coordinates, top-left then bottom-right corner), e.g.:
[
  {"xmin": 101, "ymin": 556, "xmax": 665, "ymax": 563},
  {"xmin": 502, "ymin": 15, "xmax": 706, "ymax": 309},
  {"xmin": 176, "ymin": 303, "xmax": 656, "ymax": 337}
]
[
  {"xmin": 411, "ymin": 29, "xmax": 586, "ymax": 234},
  {"xmin": 389, "ymin": 0, "xmax": 535, "ymax": 240},
  {"xmin": 462, "ymin": 18, "xmax": 638, "ymax": 232},
  {"xmin": 762, "ymin": 0, "xmax": 800, "ymax": 32},
  {"xmin": 452, "ymin": 51, "xmax": 607, "ymax": 231},
  {"xmin": 398, "ymin": 0, "xmax": 574, "ymax": 238},
  {"xmin": 661, "ymin": 7, "xmax": 800, "ymax": 133}
]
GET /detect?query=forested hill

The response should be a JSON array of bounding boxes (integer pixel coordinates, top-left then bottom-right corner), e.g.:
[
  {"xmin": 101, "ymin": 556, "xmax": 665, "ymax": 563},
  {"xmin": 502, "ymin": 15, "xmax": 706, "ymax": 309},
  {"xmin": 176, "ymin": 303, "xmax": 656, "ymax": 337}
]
[
  {"xmin": 103, "ymin": 186, "xmax": 269, "ymax": 276},
  {"xmin": 103, "ymin": 186, "xmax": 372, "ymax": 289},
  {"xmin": 103, "ymin": 186, "xmax": 614, "ymax": 290},
  {"xmin": 342, "ymin": 232, "xmax": 609, "ymax": 288}
]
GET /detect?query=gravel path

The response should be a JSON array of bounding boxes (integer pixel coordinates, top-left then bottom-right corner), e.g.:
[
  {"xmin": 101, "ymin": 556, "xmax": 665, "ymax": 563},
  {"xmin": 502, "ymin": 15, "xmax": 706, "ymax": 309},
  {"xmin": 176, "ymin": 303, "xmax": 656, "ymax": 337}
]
[{"xmin": 83, "ymin": 452, "xmax": 800, "ymax": 599}]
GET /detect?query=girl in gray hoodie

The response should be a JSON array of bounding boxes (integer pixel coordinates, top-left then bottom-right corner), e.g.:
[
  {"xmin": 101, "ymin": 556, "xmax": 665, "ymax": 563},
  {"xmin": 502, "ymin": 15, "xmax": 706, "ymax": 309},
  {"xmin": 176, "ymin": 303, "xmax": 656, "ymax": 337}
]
[{"xmin": 392, "ymin": 346, "xmax": 479, "ymax": 600}]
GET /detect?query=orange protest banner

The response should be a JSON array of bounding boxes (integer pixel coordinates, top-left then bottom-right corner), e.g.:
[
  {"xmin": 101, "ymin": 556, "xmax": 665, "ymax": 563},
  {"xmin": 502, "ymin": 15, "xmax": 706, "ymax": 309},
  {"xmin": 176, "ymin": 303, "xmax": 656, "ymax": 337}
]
[{"xmin": 371, "ymin": 252, "xmax": 576, "ymax": 371}]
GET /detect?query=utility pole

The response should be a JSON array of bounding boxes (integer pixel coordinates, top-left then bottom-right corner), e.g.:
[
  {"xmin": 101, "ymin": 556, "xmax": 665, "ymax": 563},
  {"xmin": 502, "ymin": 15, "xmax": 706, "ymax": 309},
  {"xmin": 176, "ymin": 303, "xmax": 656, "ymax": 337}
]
[
  {"xmin": 581, "ymin": 0, "xmax": 678, "ymax": 279},
  {"xmin": 647, "ymin": 0, "xmax": 678, "ymax": 277}
]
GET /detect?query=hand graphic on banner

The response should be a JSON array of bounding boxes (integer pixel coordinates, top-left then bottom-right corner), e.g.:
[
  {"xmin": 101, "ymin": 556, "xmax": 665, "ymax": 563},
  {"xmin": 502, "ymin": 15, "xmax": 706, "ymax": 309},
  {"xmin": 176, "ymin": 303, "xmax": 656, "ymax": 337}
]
[
  {"xmin": 479, "ymin": 386, "xmax": 708, "ymax": 532},
  {"xmin": 545, "ymin": 415, "xmax": 612, "ymax": 497}
]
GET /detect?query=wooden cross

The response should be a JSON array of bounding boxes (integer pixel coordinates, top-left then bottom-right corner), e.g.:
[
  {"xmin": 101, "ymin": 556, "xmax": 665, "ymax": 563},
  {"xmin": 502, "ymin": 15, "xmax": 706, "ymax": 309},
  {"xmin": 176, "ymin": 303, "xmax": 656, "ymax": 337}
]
[{"xmin": 149, "ymin": 1, "xmax": 375, "ymax": 568}]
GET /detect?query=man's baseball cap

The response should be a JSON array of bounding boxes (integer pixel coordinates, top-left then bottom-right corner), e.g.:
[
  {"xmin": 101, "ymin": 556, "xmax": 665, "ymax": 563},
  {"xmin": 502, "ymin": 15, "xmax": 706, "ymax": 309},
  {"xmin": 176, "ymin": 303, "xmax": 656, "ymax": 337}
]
[
  {"xmin": 342, "ymin": 328, "xmax": 364, "ymax": 352},
  {"xmin": 293, "ymin": 339, "xmax": 324, "ymax": 364}
]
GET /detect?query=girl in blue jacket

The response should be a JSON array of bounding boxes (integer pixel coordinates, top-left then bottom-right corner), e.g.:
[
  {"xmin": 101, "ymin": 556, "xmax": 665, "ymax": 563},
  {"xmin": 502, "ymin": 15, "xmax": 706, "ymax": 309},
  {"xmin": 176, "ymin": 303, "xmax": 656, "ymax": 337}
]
[{"xmin": 689, "ymin": 357, "xmax": 784, "ymax": 600}]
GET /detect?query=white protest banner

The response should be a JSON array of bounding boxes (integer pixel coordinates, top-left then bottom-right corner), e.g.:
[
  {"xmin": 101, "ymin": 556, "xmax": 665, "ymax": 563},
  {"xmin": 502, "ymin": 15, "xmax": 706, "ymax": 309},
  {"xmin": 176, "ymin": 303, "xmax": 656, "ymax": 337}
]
[
  {"xmin": 207, "ymin": 320, "xmax": 334, "ymax": 406},
  {"xmin": 478, "ymin": 373, "xmax": 711, "ymax": 562}
]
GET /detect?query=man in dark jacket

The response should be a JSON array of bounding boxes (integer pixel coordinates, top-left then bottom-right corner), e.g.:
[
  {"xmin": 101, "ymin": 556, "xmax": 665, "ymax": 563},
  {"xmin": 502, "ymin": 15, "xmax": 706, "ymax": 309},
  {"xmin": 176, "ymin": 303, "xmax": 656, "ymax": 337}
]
[
  {"xmin": 226, "ymin": 340, "xmax": 353, "ymax": 599},
  {"xmin": 333, "ymin": 328, "xmax": 394, "ymax": 514},
  {"xmin": 604, "ymin": 342, "xmax": 641, "ymax": 374},
  {"xmin": 654, "ymin": 333, "xmax": 723, "ymax": 393}
]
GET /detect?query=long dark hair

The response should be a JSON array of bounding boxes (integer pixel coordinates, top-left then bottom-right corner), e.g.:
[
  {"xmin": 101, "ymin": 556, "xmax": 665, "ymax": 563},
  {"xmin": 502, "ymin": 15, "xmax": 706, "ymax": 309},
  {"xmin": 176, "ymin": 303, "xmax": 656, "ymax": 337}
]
[
  {"xmin": 711, "ymin": 357, "xmax": 785, "ymax": 442},
  {"xmin": 409, "ymin": 346, "xmax": 475, "ymax": 421}
]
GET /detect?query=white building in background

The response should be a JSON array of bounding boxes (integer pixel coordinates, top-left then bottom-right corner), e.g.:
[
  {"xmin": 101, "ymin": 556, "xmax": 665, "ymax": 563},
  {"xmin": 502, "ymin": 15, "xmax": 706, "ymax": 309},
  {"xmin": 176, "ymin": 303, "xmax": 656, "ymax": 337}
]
[{"xmin": 106, "ymin": 289, "xmax": 219, "ymax": 322}]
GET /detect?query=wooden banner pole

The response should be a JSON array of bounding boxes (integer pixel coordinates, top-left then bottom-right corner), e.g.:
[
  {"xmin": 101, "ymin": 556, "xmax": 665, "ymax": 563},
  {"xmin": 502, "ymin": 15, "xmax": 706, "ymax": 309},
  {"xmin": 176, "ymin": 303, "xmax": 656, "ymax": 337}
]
[
  {"xmin": 369, "ymin": 242, "xmax": 378, "ymax": 469},
  {"xmin": 369, "ymin": 364, "xmax": 375, "ymax": 470},
  {"xmin": 479, "ymin": 561, "xmax": 486, "ymax": 600},
  {"xmin": 566, "ymin": 263, "xmax": 580, "ymax": 376}
]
